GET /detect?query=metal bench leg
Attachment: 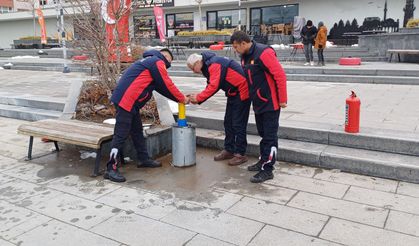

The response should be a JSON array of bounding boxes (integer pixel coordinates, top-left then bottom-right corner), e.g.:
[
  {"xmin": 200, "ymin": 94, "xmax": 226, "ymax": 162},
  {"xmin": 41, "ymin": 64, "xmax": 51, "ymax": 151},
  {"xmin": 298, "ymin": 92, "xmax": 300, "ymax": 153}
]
[
  {"xmin": 54, "ymin": 141, "xmax": 60, "ymax": 152},
  {"xmin": 92, "ymin": 146, "xmax": 102, "ymax": 177},
  {"xmin": 398, "ymin": 53, "xmax": 401, "ymax": 62},
  {"xmin": 389, "ymin": 53, "xmax": 393, "ymax": 63},
  {"xmin": 27, "ymin": 136, "xmax": 34, "ymax": 160}
]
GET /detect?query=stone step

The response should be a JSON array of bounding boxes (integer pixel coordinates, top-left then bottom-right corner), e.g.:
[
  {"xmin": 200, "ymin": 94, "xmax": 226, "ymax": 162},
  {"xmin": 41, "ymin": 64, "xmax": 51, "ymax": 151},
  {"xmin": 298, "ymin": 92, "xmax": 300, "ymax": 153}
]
[
  {"xmin": 170, "ymin": 64, "xmax": 419, "ymax": 77},
  {"xmin": 0, "ymin": 49, "xmax": 76, "ymax": 58},
  {"xmin": 187, "ymin": 112, "xmax": 419, "ymax": 157},
  {"xmin": 0, "ymin": 95, "xmax": 65, "ymax": 111},
  {"xmin": 196, "ymin": 128, "xmax": 419, "ymax": 183},
  {"xmin": 4, "ymin": 65, "xmax": 90, "ymax": 73},
  {"xmin": 284, "ymin": 67, "xmax": 419, "ymax": 77},
  {"xmin": 168, "ymin": 70, "xmax": 419, "ymax": 85},
  {"xmin": 0, "ymin": 103, "xmax": 62, "ymax": 121},
  {"xmin": 172, "ymin": 56, "xmax": 388, "ymax": 63},
  {"xmin": 286, "ymin": 74, "xmax": 419, "ymax": 85}
]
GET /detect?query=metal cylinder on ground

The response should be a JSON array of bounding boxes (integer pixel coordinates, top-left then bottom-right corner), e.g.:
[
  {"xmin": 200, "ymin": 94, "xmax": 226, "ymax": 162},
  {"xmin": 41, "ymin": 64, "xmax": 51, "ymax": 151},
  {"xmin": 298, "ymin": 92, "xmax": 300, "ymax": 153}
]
[{"xmin": 171, "ymin": 103, "xmax": 196, "ymax": 167}]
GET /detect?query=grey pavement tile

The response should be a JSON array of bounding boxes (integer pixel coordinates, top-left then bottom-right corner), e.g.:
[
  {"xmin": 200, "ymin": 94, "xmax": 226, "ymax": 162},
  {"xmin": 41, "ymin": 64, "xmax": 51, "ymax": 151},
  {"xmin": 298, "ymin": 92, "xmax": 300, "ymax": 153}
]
[
  {"xmin": 185, "ymin": 189, "xmax": 243, "ymax": 211},
  {"xmin": 186, "ymin": 234, "xmax": 234, "ymax": 246},
  {"xmin": 0, "ymin": 239, "xmax": 15, "ymax": 246},
  {"xmin": 397, "ymin": 182, "xmax": 419, "ymax": 198},
  {"xmin": 288, "ymin": 192, "xmax": 388, "ymax": 227},
  {"xmin": 0, "ymin": 173, "xmax": 15, "ymax": 184},
  {"xmin": 215, "ymin": 183, "xmax": 297, "ymax": 205},
  {"xmin": 248, "ymin": 225, "xmax": 340, "ymax": 246},
  {"xmin": 227, "ymin": 197, "xmax": 328, "ymax": 236},
  {"xmin": 0, "ymin": 155, "xmax": 22, "ymax": 171},
  {"xmin": 0, "ymin": 213, "xmax": 51, "ymax": 241},
  {"xmin": 386, "ymin": 210, "xmax": 419, "ymax": 237},
  {"xmin": 0, "ymin": 143, "xmax": 29, "ymax": 160},
  {"xmin": 91, "ymin": 211, "xmax": 195, "ymax": 246},
  {"xmin": 276, "ymin": 162, "xmax": 319, "ymax": 178},
  {"xmin": 0, "ymin": 200, "xmax": 48, "ymax": 237},
  {"xmin": 46, "ymin": 175, "xmax": 121, "ymax": 200},
  {"xmin": 0, "ymin": 179, "xmax": 62, "ymax": 206},
  {"xmin": 320, "ymin": 218, "xmax": 419, "ymax": 246},
  {"xmin": 2, "ymin": 163, "xmax": 58, "ymax": 184},
  {"xmin": 28, "ymin": 193, "xmax": 117, "ymax": 230},
  {"xmin": 314, "ymin": 169, "xmax": 398, "ymax": 193},
  {"xmin": 95, "ymin": 186, "xmax": 180, "ymax": 220},
  {"xmin": 344, "ymin": 186, "xmax": 419, "ymax": 215},
  {"xmin": 265, "ymin": 173, "xmax": 349, "ymax": 199},
  {"xmin": 11, "ymin": 219, "xmax": 120, "ymax": 246},
  {"xmin": 161, "ymin": 203, "xmax": 264, "ymax": 245}
]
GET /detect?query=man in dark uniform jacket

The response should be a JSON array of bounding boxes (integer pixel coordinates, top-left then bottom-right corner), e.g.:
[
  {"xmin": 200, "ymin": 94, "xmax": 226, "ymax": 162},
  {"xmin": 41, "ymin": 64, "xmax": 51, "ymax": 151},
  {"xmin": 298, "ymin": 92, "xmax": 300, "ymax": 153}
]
[
  {"xmin": 187, "ymin": 52, "xmax": 251, "ymax": 166},
  {"xmin": 107, "ymin": 48, "xmax": 189, "ymax": 182},
  {"xmin": 231, "ymin": 31, "xmax": 288, "ymax": 183}
]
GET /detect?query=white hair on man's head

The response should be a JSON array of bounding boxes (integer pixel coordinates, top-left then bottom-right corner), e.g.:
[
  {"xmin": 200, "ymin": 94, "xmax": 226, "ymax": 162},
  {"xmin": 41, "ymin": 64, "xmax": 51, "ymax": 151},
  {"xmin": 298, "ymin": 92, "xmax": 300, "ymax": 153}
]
[{"xmin": 186, "ymin": 53, "xmax": 203, "ymax": 67}]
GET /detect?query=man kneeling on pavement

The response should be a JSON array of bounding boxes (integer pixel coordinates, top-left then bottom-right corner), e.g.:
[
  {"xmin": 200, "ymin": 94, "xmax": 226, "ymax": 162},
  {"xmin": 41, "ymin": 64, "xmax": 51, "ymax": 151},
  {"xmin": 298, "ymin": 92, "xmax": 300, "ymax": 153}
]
[
  {"xmin": 106, "ymin": 48, "xmax": 189, "ymax": 182},
  {"xmin": 186, "ymin": 52, "xmax": 251, "ymax": 166}
]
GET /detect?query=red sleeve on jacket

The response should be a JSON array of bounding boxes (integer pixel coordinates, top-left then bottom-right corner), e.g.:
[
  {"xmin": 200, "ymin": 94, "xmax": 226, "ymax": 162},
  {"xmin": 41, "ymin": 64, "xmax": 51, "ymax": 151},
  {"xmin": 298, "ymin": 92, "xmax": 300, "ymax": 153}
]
[
  {"xmin": 196, "ymin": 63, "xmax": 221, "ymax": 103},
  {"xmin": 225, "ymin": 68, "xmax": 249, "ymax": 101},
  {"xmin": 156, "ymin": 60, "xmax": 186, "ymax": 103},
  {"xmin": 259, "ymin": 48, "xmax": 288, "ymax": 104}
]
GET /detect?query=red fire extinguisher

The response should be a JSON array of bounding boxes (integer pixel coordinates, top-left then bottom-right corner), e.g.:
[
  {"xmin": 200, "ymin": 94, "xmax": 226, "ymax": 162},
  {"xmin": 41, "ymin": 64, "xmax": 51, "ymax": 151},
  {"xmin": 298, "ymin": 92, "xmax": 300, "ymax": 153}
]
[{"xmin": 345, "ymin": 91, "xmax": 361, "ymax": 133}]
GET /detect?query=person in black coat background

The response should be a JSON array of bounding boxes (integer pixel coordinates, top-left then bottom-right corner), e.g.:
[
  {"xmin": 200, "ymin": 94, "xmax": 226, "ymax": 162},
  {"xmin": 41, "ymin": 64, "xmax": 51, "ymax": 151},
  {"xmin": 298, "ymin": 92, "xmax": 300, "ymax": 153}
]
[{"xmin": 300, "ymin": 20, "xmax": 318, "ymax": 66}]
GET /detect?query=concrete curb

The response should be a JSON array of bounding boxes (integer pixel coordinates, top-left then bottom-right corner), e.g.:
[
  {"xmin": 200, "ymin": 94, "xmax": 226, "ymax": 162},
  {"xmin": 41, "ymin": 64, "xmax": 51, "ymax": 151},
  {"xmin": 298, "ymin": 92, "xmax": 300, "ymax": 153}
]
[
  {"xmin": 196, "ymin": 128, "xmax": 419, "ymax": 184},
  {"xmin": 99, "ymin": 126, "xmax": 172, "ymax": 161},
  {"xmin": 0, "ymin": 104, "xmax": 62, "ymax": 121},
  {"xmin": 188, "ymin": 114, "xmax": 419, "ymax": 157}
]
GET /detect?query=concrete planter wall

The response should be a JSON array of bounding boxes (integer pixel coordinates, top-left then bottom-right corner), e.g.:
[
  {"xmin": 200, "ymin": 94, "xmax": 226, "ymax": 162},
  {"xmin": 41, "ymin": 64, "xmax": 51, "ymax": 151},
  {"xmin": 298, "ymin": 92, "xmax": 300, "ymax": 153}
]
[
  {"xmin": 359, "ymin": 31, "xmax": 419, "ymax": 62},
  {"xmin": 102, "ymin": 126, "xmax": 172, "ymax": 161}
]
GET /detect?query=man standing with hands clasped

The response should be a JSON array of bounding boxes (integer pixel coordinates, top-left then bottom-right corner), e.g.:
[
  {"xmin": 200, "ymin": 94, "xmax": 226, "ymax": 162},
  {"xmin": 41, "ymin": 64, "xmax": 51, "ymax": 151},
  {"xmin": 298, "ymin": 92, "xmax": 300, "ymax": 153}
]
[{"xmin": 230, "ymin": 31, "xmax": 288, "ymax": 183}]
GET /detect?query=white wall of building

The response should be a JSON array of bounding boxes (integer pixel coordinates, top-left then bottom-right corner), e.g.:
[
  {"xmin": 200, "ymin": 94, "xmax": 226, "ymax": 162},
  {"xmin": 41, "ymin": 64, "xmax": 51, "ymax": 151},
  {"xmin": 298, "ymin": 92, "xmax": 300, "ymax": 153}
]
[
  {"xmin": 135, "ymin": 0, "xmax": 406, "ymax": 34},
  {"xmin": 0, "ymin": 13, "xmax": 73, "ymax": 48}
]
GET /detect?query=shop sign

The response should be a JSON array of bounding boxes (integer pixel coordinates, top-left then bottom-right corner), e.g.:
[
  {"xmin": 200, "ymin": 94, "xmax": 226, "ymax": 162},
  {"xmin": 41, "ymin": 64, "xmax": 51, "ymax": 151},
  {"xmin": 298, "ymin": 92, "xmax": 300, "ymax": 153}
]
[{"xmin": 138, "ymin": 0, "xmax": 174, "ymax": 8}]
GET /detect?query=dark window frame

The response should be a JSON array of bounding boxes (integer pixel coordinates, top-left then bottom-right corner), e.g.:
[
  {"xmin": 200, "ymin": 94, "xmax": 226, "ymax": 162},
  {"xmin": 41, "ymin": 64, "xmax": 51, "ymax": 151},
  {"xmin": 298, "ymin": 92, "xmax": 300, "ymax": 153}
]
[
  {"xmin": 250, "ymin": 4, "xmax": 299, "ymax": 34},
  {"xmin": 206, "ymin": 8, "xmax": 247, "ymax": 30},
  {"xmin": 166, "ymin": 12, "xmax": 194, "ymax": 35}
]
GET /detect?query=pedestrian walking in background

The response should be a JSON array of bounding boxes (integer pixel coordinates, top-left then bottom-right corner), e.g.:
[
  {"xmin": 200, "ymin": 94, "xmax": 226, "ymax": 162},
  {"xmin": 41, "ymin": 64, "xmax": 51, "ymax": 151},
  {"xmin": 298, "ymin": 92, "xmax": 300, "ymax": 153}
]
[
  {"xmin": 300, "ymin": 20, "xmax": 318, "ymax": 66},
  {"xmin": 315, "ymin": 21, "xmax": 327, "ymax": 66}
]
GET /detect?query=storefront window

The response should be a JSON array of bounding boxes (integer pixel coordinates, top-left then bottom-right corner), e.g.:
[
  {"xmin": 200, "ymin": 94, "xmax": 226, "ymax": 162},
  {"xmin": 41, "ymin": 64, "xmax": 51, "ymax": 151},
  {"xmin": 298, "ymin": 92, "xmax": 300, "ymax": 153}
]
[
  {"xmin": 207, "ymin": 12, "xmax": 217, "ymax": 29},
  {"xmin": 207, "ymin": 9, "xmax": 246, "ymax": 30},
  {"xmin": 134, "ymin": 15, "xmax": 157, "ymax": 39},
  {"xmin": 166, "ymin": 12, "xmax": 194, "ymax": 36},
  {"xmin": 250, "ymin": 4, "xmax": 298, "ymax": 35}
]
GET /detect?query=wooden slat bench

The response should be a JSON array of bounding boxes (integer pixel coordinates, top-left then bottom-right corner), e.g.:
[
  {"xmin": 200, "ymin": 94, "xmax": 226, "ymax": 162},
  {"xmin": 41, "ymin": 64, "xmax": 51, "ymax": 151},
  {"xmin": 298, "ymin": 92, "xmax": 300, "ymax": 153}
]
[
  {"xmin": 17, "ymin": 119, "xmax": 117, "ymax": 177},
  {"xmin": 388, "ymin": 49, "xmax": 419, "ymax": 62}
]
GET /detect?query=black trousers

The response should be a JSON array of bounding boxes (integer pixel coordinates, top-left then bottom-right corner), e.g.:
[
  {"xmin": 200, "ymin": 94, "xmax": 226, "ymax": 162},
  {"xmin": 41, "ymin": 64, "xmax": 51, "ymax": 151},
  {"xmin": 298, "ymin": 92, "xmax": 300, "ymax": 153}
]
[
  {"xmin": 111, "ymin": 105, "xmax": 149, "ymax": 161},
  {"xmin": 318, "ymin": 48, "xmax": 325, "ymax": 63},
  {"xmin": 255, "ymin": 110, "xmax": 280, "ymax": 170},
  {"xmin": 224, "ymin": 96, "xmax": 251, "ymax": 155}
]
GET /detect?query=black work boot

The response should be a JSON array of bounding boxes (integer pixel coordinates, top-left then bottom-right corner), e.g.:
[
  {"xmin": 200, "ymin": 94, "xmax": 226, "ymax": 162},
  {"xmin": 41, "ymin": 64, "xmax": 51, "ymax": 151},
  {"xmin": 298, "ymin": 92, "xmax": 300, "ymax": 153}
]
[
  {"xmin": 247, "ymin": 159, "xmax": 263, "ymax": 172},
  {"xmin": 104, "ymin": 158, "xmax": 126, "ymax": 183},
  {"xmin": 137, "ymin": 159, "xmax": 162, "ymax": 168},
  {"xmin": 250, "ymin": 169, "xmax": 274, "ymax": 183}
]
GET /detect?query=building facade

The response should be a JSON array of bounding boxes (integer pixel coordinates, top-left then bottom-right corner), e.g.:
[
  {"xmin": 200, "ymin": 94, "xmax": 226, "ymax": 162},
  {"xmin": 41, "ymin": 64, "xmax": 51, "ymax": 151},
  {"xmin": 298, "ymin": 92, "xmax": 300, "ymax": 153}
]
[
  {"xmin": 0, "ymin": 0, "xmax": 410, "ymax": 48},
  {"xmin": 132, "ymin": 0, "xmax": 407, "ymax": 39},
  {"xmin": 0, "ymin": 0, "xmax": 13, "ymax": 13}
]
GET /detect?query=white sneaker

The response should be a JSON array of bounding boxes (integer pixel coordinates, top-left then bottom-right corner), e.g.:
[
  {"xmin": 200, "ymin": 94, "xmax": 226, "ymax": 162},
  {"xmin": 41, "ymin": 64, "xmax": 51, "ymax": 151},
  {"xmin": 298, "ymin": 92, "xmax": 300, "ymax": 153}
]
[
  {"xmin": 304, "ymin": 62, "xmax": 310, "ymax": 66},
  {"xmin": 310, "ymin": 61, "xmax": 315, "ymax": 66}
]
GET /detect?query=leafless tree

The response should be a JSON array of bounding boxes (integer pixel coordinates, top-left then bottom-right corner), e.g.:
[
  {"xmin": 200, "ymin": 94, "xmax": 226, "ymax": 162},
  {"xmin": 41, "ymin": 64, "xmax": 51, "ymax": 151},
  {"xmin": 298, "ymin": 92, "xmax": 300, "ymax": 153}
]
[{"xmin": 66, "ymin": 0, "xmax": 136, "ymax": 91}]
